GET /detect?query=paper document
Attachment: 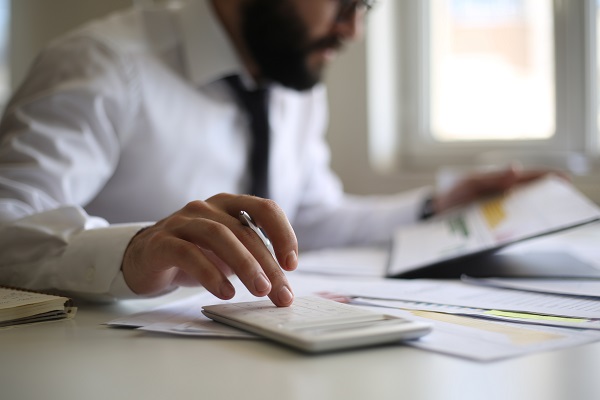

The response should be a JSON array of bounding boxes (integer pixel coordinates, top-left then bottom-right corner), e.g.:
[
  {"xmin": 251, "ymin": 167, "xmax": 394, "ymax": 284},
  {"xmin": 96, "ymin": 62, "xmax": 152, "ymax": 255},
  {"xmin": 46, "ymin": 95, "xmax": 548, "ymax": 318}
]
[
  {"xmin": 353, "ymin": 297, "xmax": 600, "ymax": 331},
  {"xmin": 108, "ymin": 291, "xmax": 255, "ymax": 338},
  {"xmin": 388, "ymin": 176, "xmax": 600, "ymax": 276},
  {"xmin": 108, "ymin": 274, "xmax": 600, "ymax": 361},
  {"xmin": 369, "ymin": 305, "xmax": 600, "ymax": 362},
  {"xmin": 339, "ymin": 278, "xmax": 600, "ymax": 319},
  {"xmin": 463, "ymin": 277, "xmax": 600, "ymax": 299}
]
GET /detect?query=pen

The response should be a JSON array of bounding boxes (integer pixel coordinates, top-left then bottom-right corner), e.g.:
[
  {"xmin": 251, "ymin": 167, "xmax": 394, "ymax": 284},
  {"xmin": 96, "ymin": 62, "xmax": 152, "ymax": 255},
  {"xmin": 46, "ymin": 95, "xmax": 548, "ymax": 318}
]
[{"xmin": 239, "ymin": 211, "xmax": 279, "ymax": 264}]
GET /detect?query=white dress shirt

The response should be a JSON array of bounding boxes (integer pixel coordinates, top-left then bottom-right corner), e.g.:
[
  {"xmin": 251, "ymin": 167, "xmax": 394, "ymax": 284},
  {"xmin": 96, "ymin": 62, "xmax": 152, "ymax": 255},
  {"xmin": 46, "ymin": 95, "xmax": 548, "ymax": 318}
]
[{"xmin": 0, "ymin": 0, "xmax": 430, "ymax": 301}]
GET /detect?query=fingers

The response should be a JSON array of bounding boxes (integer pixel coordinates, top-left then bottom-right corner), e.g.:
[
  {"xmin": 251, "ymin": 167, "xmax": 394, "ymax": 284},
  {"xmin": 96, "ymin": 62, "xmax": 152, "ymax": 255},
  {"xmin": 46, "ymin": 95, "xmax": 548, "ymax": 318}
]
[
  {"xmin": 174, "ymin": 216, "xmax": 293, "ymax": 306},
  {"xmin": 511, "ymin": 168, "xmax": 570, "ymax": 183},
  {"xmin": 205, "ymin": 195, "xmax": 298, "ymax": 306},
  {"xmin": 465, "ymin": 168, "xmax": 516, "ymax": 194},
  {"xmin": 165, "ymin": 237, "xmax": 236, "ymax": 299},
  {"xmin": 476, "ymin": 166, "xmax": 565, "ymax": 192},
  {"xmin": 236, "ymin": 218, "xmax": 295, "ymax": 306},
  {"xmin": 122, "ymin": 226, "xmax": 235, "ymax": 299},
  {"xmin": 122, "ymin": 194, "xmax": 297, "ymax": 307},
  {"xmin": 208, "ymin": 194, "xmax": 299, "ymax": 271},
  {"xmin": 435, "ymin": 166, "xmax": 563, "ymax": 213}
]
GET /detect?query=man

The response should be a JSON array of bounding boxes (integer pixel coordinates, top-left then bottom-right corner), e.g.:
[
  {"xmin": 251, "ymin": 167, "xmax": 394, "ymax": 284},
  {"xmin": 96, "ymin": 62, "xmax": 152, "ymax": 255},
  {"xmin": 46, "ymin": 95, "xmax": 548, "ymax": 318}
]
[{"xmin": 0, "ymin": 0, "xmax": 544, "ymax": 306}]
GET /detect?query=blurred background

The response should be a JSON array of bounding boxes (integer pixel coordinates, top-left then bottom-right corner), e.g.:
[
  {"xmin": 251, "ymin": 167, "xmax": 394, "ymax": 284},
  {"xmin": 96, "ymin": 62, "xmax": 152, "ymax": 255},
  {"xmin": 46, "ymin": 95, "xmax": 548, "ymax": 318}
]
[{"xmin": 4, "ymin": 0, "xmax": 599, "ymax": 202}]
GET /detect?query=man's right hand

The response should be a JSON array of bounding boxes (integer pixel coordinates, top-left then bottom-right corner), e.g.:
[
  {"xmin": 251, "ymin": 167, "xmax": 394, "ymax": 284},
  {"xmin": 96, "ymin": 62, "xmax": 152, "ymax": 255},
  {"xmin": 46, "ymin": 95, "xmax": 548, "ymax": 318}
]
[{"xmin": 121, "ymin": 194, "xmax": 298, "ymax": 307}]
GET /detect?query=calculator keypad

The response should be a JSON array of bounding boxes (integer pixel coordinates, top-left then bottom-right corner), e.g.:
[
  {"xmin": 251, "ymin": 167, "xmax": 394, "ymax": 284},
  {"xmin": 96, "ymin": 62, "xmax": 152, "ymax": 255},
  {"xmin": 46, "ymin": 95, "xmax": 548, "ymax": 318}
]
[{"xmin": 204, "ymin": 297, "xmax": 387, "ymax": 330}]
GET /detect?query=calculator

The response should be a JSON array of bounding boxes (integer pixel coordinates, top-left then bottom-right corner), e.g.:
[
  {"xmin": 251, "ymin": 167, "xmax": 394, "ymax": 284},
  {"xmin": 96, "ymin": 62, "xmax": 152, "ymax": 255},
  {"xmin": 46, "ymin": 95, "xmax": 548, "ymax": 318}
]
[{"xmin": 202, "ymin": 296, "xmax": 432, "ymax": 353}]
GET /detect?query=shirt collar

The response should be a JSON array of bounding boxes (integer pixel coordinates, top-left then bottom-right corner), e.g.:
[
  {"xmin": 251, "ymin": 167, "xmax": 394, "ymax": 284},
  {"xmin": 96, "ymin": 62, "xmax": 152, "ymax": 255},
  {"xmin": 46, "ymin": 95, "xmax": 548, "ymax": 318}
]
[{"xmin": 174, "ymin": 0, "xmax": 250, "ymax": 87}]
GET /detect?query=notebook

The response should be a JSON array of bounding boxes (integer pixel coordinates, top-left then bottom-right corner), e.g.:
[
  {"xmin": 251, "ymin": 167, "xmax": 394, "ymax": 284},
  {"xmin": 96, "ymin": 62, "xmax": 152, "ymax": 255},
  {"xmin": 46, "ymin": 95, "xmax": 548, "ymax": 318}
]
[{"xmin": 0, "ymin": 286, "xmax": 75, "ymax": 327}]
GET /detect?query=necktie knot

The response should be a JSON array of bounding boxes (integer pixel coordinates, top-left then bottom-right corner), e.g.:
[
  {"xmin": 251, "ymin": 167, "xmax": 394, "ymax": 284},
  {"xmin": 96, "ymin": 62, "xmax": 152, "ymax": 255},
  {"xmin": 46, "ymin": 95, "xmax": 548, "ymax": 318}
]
[{"xmin": 224, "ymin": 75, "xmax": 269, "ymax": 112}]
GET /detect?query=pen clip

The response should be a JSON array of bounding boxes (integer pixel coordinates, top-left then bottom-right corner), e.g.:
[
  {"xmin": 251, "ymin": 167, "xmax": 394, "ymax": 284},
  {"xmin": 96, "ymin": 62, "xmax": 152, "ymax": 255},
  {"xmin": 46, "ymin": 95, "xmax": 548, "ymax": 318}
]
[{"xmin": 239, "ymin": 211, "xmax": 278, "ymax": 263}]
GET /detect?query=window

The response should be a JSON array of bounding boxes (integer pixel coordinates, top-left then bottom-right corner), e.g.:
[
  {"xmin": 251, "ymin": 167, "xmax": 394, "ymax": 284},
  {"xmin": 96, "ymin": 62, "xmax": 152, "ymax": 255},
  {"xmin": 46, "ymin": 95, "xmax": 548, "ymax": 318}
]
[
  {"xmin": 430, "ymin": 0, "xmax": 555, "ymax": 141},
  {"xmin": 367, "ymin": 0, "xmax": 598, "ymax": 173}
]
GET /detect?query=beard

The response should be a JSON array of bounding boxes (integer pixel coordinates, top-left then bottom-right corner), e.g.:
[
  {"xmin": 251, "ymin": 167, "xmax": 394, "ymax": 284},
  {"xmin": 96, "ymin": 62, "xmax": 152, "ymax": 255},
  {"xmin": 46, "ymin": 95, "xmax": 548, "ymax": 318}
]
[{"xmin": 241, "ymin": 0, "xmax": 342, "ymax": 91}]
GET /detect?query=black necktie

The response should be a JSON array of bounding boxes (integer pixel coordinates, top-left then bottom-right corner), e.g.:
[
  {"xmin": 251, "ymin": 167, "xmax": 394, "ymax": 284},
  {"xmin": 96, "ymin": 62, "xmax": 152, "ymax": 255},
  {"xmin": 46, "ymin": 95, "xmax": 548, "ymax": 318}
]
[{"xmin": 224, "ymin": 75, "xmax": 270, "ymax": 199}]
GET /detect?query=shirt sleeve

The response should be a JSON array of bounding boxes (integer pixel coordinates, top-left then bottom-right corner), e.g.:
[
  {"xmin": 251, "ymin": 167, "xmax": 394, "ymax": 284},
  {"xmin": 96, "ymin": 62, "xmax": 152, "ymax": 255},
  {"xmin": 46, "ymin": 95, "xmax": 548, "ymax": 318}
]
[
  {"xmin": 291, "ymin": 86, "xmax": 432, "ymax": 251},
  {"xmin": 0, "ymin": 33, "xmax": 146, "ymax": 301}
]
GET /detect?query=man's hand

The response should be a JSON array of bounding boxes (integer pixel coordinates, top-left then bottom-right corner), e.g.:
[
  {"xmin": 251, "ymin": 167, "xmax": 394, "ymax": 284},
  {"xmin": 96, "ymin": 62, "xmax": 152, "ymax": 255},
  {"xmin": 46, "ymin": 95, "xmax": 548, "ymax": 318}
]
[
  {"xmin": 432, "ymin": 166, "xmax": 566, "ymax": 214},
  {"xmin": 121, "ymin": 194, "xmax": 298, "ymax": 307}
]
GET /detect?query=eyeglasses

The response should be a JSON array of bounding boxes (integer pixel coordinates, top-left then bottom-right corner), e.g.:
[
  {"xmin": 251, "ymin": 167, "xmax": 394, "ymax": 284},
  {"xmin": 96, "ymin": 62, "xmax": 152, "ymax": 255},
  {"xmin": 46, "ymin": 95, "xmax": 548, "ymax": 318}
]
[{"xmin": 336, "ymin": 0, "xmax": 376, "ymax": 22}]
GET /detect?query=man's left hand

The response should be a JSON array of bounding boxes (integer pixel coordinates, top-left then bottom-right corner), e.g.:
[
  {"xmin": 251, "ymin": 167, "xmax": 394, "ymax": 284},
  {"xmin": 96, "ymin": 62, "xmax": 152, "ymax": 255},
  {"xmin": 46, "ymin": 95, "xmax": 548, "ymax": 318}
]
[{"xmin": 431, "ymin": 166, "xmax": 567, "ymax": 215}]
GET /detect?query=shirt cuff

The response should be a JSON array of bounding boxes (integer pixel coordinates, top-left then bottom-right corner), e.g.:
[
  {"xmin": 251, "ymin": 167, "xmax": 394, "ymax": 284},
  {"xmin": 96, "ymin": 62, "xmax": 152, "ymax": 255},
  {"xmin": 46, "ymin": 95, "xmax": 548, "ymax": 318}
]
[
  {"xmin": 419, "ymin": 195, "xmax": 436, "ymax": 220},
  {"xmin": 58, "ymin": 223, "xmax": 147, "ymax": 300}
]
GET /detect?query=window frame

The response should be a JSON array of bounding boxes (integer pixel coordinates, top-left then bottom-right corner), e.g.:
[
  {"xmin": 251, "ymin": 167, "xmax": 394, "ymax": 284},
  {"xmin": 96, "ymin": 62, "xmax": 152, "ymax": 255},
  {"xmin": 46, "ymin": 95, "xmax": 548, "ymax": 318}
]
[
  {"xmin": 0, "ymin": 0, "xmax": 10, "ymax": 111},
  {"xmin": 367, "ymin": 0, "xmax": 598, "ymax": 172}
]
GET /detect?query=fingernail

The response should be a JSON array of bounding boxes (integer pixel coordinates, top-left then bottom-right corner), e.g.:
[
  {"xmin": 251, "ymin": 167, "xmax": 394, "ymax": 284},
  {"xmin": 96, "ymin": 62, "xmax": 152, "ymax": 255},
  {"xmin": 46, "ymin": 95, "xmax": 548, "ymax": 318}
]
[
  {"xmin": 220, "ymin": 282, "xmax": 235, "ymax": 299},
  {"xmin": 254, "ymin": 273, "xmax": 271, "ymax": 293},
  {"xmin": 285, "ymin": 251, "xmax": 298, "ymax": 270},
  {"xmin": 278, "ymin": 286, "xmax": 294, "ymax": 305}
]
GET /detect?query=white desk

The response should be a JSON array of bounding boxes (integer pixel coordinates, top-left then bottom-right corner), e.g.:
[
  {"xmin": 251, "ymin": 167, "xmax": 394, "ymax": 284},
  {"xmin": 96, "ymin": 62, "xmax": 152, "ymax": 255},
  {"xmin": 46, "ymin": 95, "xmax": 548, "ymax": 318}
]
[
  {"xmin": 1, "ymin": 285, "xmax": 600, "ymax": 400},
  {"xmin": 3, "ymin": 222, "xmax": 600, "ymax": 400}
]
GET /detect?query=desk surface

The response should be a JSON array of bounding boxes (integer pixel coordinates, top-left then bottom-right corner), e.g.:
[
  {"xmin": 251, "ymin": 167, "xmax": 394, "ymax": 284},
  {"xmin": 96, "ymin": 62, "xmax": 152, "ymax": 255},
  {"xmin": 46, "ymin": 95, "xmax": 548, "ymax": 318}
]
[
  {"xmin": 3, "ymin": 223, "xmax": 600, "ymax": 400},
  {"xmin": 2, "ymin": 286, "xmax": 600, "ymax": 400}
]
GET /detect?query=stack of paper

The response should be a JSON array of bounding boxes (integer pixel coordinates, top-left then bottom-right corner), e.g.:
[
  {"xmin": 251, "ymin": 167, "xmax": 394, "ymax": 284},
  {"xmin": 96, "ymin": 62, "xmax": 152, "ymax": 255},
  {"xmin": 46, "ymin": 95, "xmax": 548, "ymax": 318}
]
[{"xmin": 108, "ymin": 273, "xmax": 600, "ymax": 362}]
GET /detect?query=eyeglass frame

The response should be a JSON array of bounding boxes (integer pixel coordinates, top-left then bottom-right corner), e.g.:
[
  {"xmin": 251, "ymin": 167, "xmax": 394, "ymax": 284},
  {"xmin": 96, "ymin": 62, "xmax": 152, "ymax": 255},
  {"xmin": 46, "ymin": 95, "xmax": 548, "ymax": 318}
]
[{"xmin": 336, "ymin": 0, "xmax": 376, "ymax": 22}]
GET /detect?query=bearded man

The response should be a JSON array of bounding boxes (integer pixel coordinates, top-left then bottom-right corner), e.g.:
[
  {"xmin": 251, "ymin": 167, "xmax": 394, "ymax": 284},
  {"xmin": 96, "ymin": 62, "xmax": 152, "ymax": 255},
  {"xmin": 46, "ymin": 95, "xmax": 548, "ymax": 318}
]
[{"xmin": 0, "ymin": 0, "xmax": 543, "ymax": 305}]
